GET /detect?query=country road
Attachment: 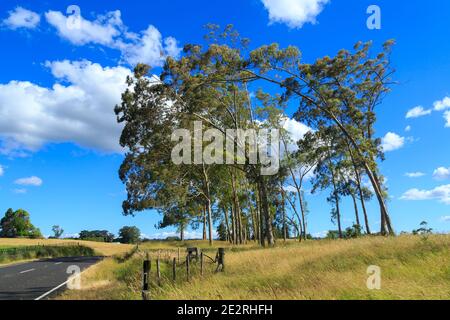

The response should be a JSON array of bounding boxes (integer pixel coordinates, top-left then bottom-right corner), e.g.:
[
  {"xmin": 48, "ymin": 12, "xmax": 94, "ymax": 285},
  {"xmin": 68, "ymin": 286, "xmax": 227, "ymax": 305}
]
[{"xmin": 0, "ymin": 256, "xmax": 102, "ymax": 300}]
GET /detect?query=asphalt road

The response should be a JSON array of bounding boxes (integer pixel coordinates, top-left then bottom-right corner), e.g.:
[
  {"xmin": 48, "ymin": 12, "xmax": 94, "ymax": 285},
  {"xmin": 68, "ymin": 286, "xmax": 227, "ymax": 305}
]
[{"xmin": 0, "ymin": 256, "xmax": 102, "ymax": 300}]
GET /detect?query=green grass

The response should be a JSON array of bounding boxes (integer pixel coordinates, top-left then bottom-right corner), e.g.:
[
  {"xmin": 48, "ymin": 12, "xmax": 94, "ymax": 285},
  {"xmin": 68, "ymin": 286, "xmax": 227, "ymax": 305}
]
[
  {"xmin": 58, "ymin": 235, "xmax": 450, "ymax": 300},
  {"xmin": 0, "ymin": 245, "xmax": 97, "ymax": 265}
]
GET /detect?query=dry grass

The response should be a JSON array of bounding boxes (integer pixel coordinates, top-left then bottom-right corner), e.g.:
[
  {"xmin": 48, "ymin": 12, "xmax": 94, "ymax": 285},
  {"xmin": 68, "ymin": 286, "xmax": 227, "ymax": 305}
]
[
  {"xmin": 59, "ymin": 235, "xmax": 450, "ymax": 300},
  {"xmin": 0, "ymin": 238, "xmax": 133, "ymax": 257}
]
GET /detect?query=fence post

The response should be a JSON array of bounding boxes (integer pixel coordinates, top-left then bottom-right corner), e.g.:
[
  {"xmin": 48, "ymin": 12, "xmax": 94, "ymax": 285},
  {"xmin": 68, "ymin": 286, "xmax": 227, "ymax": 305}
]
[
  {"xmin": 216, "ymin": 248, "xmax": 225, "ymax": 273},
  {"xmin": 200, "ymin": 252, "xmax": 204, "ymax": 276},
  {"xmin": 142, "ymin": 258, "xmax": 151, "ymax": 300},
  {"xmin": 172, "ymin": 257, "xmax": 176, "ymax": 282},
  {"xmin": 186, "ymin": 255, "xmax": 190, "ymax": 282},
  {"xmin": 156, "ymin": 258, "xmax": 161, "ymax": 286}
]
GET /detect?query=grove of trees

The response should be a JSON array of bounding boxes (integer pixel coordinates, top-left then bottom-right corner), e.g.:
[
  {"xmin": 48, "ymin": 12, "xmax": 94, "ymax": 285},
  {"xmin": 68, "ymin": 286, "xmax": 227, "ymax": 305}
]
[
  {"xmin": 115, "ymin": 25, "xmax": 396, "ymax": 247},
  {"xmin": 0, "ymin": 208, "xmax": 42, "ymax": 239},
  {"xmin": 118, "ymin": 226, "xmax": 141, "ymax": 244}
]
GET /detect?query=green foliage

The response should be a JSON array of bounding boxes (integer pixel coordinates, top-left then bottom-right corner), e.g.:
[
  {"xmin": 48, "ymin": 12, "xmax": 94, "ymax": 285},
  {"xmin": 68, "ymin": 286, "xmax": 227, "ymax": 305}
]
[
  {"xmin": 0, "ymin": 208, "xmax": 42, "ymax": 239},
  {"xmin": 412, "ymin": 221, "xmax": 433, "ymax": 236},
  {"xmin": 217, "ymin": 222, "xmax": 227, "ymax": 241},
  {"xmin": 79, "ymin": 230, "xmax": 115, "ymax": 242},
  {"xmin": 52, "ymin": 225, "xmax": 64, "ymax": 239},
  {"xmin": 344, "ymin": 224, "xmax": 363, "ymax": 239},
  {"xmin": 0, "ymin": 245, "xmax": 95, "ymax": 264},
  {"xmin": 118, "ymin": 226, "xmax": 141, "ymax": 244}
]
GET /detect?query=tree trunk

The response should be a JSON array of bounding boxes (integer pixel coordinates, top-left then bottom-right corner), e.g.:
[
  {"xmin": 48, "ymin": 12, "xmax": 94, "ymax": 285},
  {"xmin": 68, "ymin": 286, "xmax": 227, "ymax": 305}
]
[
  {"xmin": 223, "ymin": 207, "xmax": 231, "ymax": 243},
  {"xmin": 202, "ymin": 205, "xmax": 207, "ymax": 241},
  {"xmin": 202, "ymin": 164, "xmax": 213, "ymax": 246},
  {"xmin": 335, "ymin": 193, "xmax": 343, "ymax": 239},
  {"xmin": 298, "ymin": 191, "xmax": 307, "ymax": 240},
  {"xmin": 180, "ymin": 223, "xmax": 185, "ymax": 242},
  {"xmin": 257, "ymin": 184, "xmax": 266, "ymax": 247},
  {"xmin": 282, "ymin": 190, "xmax": 287, "ymax": 242},
  {"xmin": 258, "ymin": 178, "xmax": 274, "ymax": 246},
  {"xmin": 351, "ymin": 192, "xmax": 361, "ymax": 227}
]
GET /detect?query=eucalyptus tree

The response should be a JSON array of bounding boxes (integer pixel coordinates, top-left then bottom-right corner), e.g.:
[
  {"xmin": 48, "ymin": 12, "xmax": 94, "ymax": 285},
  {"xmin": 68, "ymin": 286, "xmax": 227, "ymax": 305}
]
[{"xmin": 244, "ymin": 41, "xmax": 396, "ymax": 235}]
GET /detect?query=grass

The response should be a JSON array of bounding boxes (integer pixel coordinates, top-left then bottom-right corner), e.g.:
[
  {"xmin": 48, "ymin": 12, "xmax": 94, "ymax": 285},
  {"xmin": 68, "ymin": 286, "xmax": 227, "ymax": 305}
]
[
  {"xmin": 58, "ymin": 234, "xmax": 450, "ymax": 300},
  {"xmin": 0, "ymin": 245, "xmax": 96, "ymax": 265},
  {"xmin": 0, "ymin": 238, "xmax": 133, "ymax": 257}
]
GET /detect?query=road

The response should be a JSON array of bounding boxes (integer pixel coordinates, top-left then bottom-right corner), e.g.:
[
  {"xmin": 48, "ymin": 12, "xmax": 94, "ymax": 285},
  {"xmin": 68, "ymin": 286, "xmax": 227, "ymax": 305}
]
[{"xmin": 0, "ymin": 256, "xmax": 102, "ymax": 300}]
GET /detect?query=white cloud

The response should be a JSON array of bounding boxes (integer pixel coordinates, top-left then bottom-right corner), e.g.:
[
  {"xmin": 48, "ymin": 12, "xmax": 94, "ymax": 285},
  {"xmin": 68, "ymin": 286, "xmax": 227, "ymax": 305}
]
[
  {"xmin": 117, "ymin": 26, "xmax": 182, "ymax": 67},
  {"xmin": 381, "ymin": 132, "xmax": 405, "ymax": 152},
  {"xmin": 313, "ymin": 230, "xmax": 328, "ymax": 238},
  {"xmin": 405, "ymin": 125, "xmax": 411, "ymax": 132},
  {"xmin": 0, "ymin": 165, "xmax": 4, "ymax": 177},
  {"xmin": 441, "ymin": 216, "xmax": 450, "ymax": 222},
  {"xmin": 45, "ymin": 10, "xmax": 181, "ymax": 67},
  {"xmin": 14, "ymin": 176, "xmax": 43, "ymax": 186},
  {"xmin": 433, "ymin": 96, "xmax": 450, "ymax": 111},
  {"xmin": 45, "ymin": 10, "xmax": 122, "ymax": 46},
  {"xmin": 405, "ymin": 172, "xmax": 425, "ymax": 178},
  {"xmin": 148, "ymin": 230, "xmax": 218, "ymax": 240},
  {"xmin": 433, "ymin": 167, "xmax": 450, "ymax": 181},
  {"xmin": 261, "ymin": 0, "xmax": 329, "ymax": 29},
  {"xmin": 282, "ymin": 117, "xmax": 312, "ymax": 152},
  {"xmin": 444, "ymin": 111, "xmax": 450, "ymax": 128},
  {"xmin": 283, "ymin": 185, "xmax": 298, "ymax": 193},
  {"xmin": 0, "ymin": 60, "xmax": 131, "ymax": 155},
  {"xmin": 401, "ymin": 184, "xmax": 450, "ymax": 205},
  {"xmin": 13, "ymin": 188, "xmax": 27, "ymax": 194},
  {"xmin": 405, "ymin": 106, "xmax": 432, "ymax": 119},
  {"xmin": 3, "ymin": 7, "xmax": 40, "ymax": 29}
]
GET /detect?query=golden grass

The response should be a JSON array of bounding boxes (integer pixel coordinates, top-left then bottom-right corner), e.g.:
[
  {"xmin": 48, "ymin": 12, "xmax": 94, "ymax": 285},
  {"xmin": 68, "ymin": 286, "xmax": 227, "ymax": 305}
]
[
  {"xmin": 58, "ymin": 235, "xmax": 450, "ymax": 300},
  {"xmin": 0, "ymin": 238, "xmax": 133, "ymax": 256}
]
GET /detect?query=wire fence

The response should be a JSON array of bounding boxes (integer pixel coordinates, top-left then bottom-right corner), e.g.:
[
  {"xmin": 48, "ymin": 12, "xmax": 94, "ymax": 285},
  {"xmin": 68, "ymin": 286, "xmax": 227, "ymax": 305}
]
[{"xmin": 140, "ymin": 247, "xmax": 225, "ymax": 300}]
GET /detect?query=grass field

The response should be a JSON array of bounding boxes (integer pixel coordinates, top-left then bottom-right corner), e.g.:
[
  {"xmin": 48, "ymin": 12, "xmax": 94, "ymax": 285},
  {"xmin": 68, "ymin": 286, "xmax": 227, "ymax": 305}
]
[
  {"xmin": 0, "ymin": 238, "xmax": 133, "ymax": 257},
  {"xmin": 58, "ymin": 234, "xmax": 450, "ymax": 300}
]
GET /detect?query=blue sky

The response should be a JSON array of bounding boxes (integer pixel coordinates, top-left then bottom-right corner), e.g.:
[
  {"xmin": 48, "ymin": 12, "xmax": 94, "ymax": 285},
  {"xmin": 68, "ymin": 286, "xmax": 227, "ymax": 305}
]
[{"xmin": 0, "ymin": 0, "xmax": 449, "ymax": 238}]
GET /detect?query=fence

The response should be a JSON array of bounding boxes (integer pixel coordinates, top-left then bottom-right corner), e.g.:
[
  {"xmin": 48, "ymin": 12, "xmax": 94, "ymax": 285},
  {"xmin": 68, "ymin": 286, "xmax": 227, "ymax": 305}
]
[{"xmin": 141, "ymin": 247, "xmax": 225, "ymax": 300}]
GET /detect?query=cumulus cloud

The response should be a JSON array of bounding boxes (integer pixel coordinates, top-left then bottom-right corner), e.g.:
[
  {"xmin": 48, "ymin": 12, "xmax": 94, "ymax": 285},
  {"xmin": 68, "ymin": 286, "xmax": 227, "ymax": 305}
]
[
  {"xmin": 433, "ymin": 96, "xmax": 450, "ymax": 111},
  {"xmin": 14, "ymin": 176, "xmax": 43, "ymax": 186},
  {"xmin": 2, "ymin": 7, "xmax": 40, "ymax": 29},
  {"xmin": 0, "ymin": 60, "xmax": 131, "ymax": 155},
  {"xmin": 444, "ymin": 111, "xmax": 450, "ymax": 128},
  {"xmin": 45, "ymin": 10, "xmax": 181, "ymax": 67},
  {"xmin": 0, "ymin": 165, "xmax": 4, "ymax": 176},
  {"xmin": 433, "ymin": 167, "xmax": 450, "ymax": 181},
  {"xmin": 405, "ymin": 125, "xmax": 411, "ymax": 132},
  {"xmin": 45, "ymin": 10, "xmax": 122, "ymax": 46},
  {"xmin": 282, "ymin": 117, "xmax": 311, "ymax": 151},
  {"xmin": 405, "ymin": 172, "xmax": 425, "ymax": 178},
  {"xmin": 261, "ymin": 0, "xmax": 329, "ymax": 29},
  {"xmin": 405, "ymin": 106, "xmax": 432, "ymax": 119},
  {"xmin": 401, "ymin": 184, "xmax": 450, "ymax": 205},
  {"xmin": 117, "ymin": 26, "xmax": 182, "ymax": 67},
  {"xmin": 381, "ymin": 132, "xmax": 405, "ymax": 152}
]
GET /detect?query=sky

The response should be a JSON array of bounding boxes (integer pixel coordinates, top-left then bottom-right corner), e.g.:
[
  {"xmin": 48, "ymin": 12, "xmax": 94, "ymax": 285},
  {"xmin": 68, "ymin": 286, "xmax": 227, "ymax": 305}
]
[{"xmin": 0, "ymin": 0, "xmax": 450, "ymax": 239}]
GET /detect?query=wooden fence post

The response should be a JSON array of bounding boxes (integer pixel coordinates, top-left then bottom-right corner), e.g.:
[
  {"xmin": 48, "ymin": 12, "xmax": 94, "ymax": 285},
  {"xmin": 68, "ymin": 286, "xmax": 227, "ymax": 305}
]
[
  {"xmin": 200, "ymin": 252, "xmax": 204, "ymax": 276},
  {"xmin": 156, "ymin": 258, "xmax": 161, "ymax": 286},
  {"xmin": 172, "ymin": 257, "xmax": 176, "ymax": 282},
  {"xmin": 216, "ymin": 248, "xmax": 225, "ymax": 273},
  {"xmin": 142, "ymin": 258, "xmax": 151, "ymax": 300},
  {"xmin": 186, "ymin": 255, "xmax": 190, "ymax": 282}
]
